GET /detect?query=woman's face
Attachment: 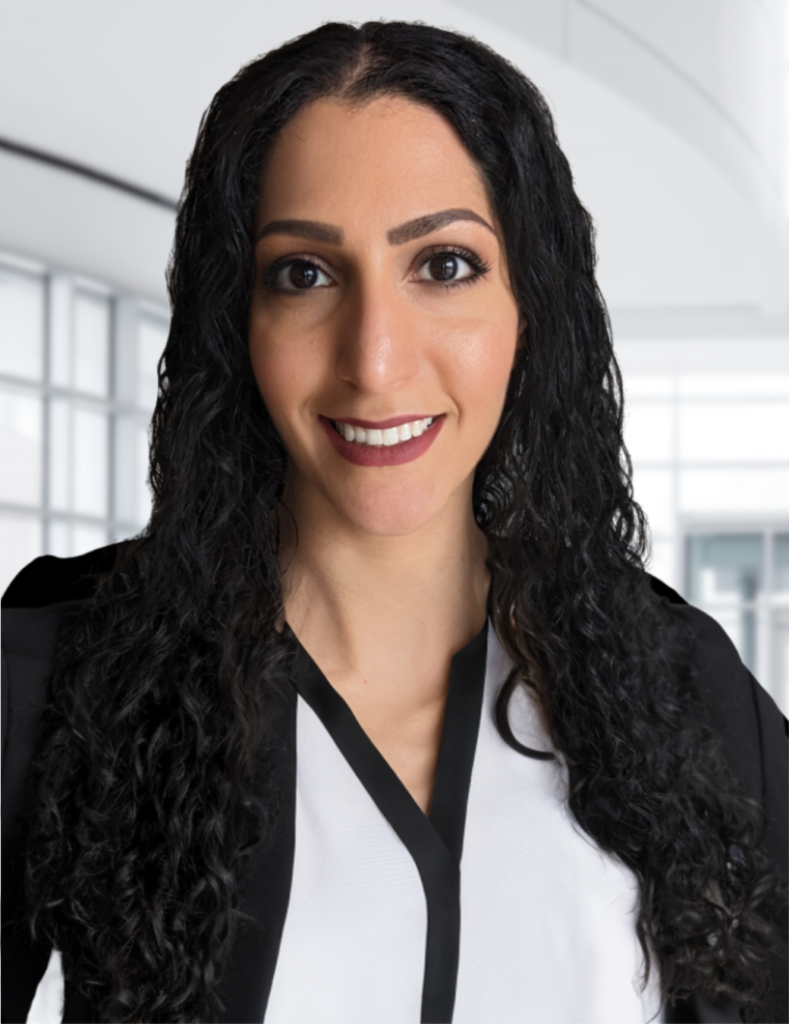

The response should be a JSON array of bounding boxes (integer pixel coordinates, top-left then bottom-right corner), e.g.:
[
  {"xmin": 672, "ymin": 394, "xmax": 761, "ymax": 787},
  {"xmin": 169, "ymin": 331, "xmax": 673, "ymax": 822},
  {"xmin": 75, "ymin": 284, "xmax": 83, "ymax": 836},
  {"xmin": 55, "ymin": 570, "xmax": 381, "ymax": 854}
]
[{"xmin": 249, "ymin": 96, "xmax": 520, "ymax": 537}]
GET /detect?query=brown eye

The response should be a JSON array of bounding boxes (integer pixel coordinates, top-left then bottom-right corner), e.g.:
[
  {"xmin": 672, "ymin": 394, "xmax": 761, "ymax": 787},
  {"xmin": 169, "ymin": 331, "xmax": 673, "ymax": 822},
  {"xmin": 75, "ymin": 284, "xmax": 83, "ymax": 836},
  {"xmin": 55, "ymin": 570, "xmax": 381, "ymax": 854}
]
[
  {"xmin": 270, "ymin": 259, "xmax": 332, "ymax": 292},
  {"xmin": 429, "ymin": 255, "xmax": 459, "ymax": 281},
  {"xmin": 416, "ymin": 250, "xmax": 481, "ymax": 285},
  {"xmin": 288, "ymin": 262, "xmax": 318, "ymax": 288}
]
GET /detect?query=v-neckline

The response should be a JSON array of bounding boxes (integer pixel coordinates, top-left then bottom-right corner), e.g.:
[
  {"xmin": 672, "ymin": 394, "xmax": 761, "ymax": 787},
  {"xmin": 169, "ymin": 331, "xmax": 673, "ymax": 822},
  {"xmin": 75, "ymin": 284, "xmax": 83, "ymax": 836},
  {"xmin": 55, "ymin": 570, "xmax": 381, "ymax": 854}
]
[{"xmin": 286, "ymin": 620, "xmax": 488, "ymax": 1024}]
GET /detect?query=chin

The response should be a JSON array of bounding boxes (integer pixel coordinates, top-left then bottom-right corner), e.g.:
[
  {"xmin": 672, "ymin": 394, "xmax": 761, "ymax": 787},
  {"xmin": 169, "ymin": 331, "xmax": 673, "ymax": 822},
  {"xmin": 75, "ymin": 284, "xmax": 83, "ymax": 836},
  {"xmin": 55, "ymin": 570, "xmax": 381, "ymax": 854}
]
[{"xmin": 339, "ymin": 479, "xmax": 449, "ymax": 538}]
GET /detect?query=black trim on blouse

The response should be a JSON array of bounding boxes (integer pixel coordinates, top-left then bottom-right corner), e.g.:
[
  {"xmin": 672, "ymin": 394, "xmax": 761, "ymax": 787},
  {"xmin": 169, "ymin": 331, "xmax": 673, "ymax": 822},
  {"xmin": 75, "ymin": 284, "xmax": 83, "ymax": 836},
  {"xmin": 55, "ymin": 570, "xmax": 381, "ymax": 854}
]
[{"xmin": 288, "ymin": 621, "xmax": 488, "ymax": 1024}]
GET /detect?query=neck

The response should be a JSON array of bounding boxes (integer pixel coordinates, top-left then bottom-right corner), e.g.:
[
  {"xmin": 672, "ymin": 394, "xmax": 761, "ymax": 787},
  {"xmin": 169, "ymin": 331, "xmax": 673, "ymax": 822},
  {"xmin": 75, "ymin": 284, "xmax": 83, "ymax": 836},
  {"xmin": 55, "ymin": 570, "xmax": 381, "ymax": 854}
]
[{"xmin": 279, "ymin": 482, "xmax": 489, "ymax": 679}]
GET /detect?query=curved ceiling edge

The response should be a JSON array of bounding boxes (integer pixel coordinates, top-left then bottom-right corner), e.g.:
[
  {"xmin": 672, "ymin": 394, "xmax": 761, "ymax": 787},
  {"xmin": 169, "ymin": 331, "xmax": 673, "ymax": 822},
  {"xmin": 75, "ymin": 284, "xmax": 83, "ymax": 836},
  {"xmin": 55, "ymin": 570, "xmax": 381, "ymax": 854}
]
[{"xmin": 0, "ymin": 136, "xmax": 179, "ymax": 213}]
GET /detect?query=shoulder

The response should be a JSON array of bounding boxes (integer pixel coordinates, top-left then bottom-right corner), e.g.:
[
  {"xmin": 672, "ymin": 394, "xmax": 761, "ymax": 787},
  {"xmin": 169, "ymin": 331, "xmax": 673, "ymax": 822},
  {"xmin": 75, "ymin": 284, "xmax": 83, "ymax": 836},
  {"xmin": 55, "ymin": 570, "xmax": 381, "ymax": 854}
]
[
  {"xmin": 647, "ymin": 571, "xmax": 787, "ymax": 780},
  {"xmin": 648, "ymin": 569, "xmax": 786, "ymax": 726},
  {"xmin": 2, "ymin": 543, "xmax": 124, "ymax": 792},
  {"xmin": 2, "ymin": 542, "xmax": 123, "ymax": 711},
  {"xmin": 648, "ymin": 574, "xmax": 763, "ymax": 732},
  {"xmin": 1, "ymin": 547, "xmax": 124, "ymax": 1024},
  {"xmin": 2, "ymin": 541, "xmax": 125, "ymax": 664},
  {"xmin": 647, "ymin": 571, "xmax": 787, "ymax": 877},
  {"xmin": 2, "ymin": 541, "xmax": 122, "ymax": 612}
]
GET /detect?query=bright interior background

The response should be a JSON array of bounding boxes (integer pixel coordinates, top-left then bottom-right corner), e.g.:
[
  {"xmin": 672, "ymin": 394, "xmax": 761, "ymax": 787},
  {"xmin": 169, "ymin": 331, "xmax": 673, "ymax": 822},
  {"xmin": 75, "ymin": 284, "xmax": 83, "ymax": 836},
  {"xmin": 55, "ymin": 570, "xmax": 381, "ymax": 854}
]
[{"xmin": 1, "ymin": 0, "xmax": 788, "ymax": 723}]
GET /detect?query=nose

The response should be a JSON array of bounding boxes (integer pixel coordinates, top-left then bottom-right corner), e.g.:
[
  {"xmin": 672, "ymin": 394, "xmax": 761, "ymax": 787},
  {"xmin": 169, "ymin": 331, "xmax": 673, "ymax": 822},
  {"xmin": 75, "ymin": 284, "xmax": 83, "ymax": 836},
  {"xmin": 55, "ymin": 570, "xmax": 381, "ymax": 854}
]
[{"xmin": 334, "ymin": 277, "xmax": 420, "ymax": 395}]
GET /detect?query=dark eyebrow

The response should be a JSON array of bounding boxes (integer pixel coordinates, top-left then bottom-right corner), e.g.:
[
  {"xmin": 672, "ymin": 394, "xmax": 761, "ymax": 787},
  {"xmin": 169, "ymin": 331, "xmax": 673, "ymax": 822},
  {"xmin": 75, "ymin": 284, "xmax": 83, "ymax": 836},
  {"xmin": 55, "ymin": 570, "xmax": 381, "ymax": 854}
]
[
  {"xmin": 255, "ymin": 208, "xmax": 496, "ymax": 247},
  {"xmin": 256, "ymin": 219, "xmax": 343, "ymax": 244},
  {"xmin": 387, "ymin": 208, "xmax": 496, "ymax": 244}
]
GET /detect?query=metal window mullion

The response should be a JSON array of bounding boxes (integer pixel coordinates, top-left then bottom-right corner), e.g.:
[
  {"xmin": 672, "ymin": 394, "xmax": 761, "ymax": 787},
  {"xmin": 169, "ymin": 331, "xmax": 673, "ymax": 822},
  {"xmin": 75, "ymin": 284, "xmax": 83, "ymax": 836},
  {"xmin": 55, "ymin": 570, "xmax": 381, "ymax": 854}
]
[
  {"xmin": 40, "ymin": 271, "xmax": 52, "ymax": 554},
  {"xmin": 108, "ymin": 295, "xmax": 117, "ymax": 540},
  {"xmin": 111, "ymin": 296, "xmax": 141, "ymax": 536},
  {"xmin": 764, "ymin": 530, "xmax": 775, "ymax": 695},
  {"xmin": 0, "ymin": 502, "xmax": 46, "ymax": 518},
  {"xmin": 0, "ymin": 500, "xmax": 140, "ymax": 532},
  {"xmin": 671, "ymin": 351, "xmax": 681, "ymax": 592},
  {"xmin": 0, "ymin": 378, "xmax": 128, "ymax": 409}
]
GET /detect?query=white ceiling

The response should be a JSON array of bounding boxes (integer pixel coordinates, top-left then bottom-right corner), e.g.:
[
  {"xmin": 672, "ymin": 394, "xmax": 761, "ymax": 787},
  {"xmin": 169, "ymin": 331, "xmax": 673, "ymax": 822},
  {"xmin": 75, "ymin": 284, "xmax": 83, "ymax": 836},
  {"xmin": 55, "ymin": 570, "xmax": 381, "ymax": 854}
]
[{"xmin": 1, "ymin": 0, "xmax": 786, "ymax": 311}]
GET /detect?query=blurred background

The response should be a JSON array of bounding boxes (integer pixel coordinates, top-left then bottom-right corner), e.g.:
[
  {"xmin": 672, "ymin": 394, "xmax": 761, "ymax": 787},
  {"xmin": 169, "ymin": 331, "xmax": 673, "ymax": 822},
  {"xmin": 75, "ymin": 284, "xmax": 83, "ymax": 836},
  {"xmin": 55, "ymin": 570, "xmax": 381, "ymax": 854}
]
[{"xmin": 1, "ymin": 0, "xmax": 788, "ymax": 717}]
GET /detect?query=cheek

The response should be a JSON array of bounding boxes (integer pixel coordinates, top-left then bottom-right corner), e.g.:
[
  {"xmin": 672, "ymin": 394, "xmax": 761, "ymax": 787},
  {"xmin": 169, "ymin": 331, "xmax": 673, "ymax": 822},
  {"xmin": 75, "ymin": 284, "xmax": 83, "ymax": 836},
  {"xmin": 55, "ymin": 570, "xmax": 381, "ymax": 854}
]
[
  {"xmin": 248, "ymin": 325, "xmax": 317, "ymax": 431},
  {"xmin": 442, "ymin": 315, "xmax": 518, "ymax": 427}
]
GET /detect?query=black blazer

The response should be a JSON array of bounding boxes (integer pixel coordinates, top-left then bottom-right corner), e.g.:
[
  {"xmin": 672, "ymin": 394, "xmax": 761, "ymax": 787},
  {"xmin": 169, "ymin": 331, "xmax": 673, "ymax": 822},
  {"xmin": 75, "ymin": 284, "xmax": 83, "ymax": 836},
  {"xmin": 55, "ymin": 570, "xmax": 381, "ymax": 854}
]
[{"xmin": 2, "ymin": 544, "xmax": 787, "ymax": 1024}]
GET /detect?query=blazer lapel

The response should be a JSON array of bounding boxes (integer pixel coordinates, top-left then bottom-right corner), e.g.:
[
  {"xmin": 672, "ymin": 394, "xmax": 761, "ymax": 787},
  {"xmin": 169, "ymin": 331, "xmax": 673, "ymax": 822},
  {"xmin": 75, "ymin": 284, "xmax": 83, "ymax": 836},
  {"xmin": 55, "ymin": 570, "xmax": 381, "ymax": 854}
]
[{"xmin": 215, "ymin": 689, "xmax": 298, "ymax": 1023}]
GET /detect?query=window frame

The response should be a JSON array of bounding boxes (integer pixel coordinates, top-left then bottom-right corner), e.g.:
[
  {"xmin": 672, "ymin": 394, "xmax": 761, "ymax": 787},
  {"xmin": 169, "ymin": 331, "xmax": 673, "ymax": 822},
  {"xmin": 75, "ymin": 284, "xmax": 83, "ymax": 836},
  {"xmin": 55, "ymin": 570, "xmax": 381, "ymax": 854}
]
[
  {"xmin": 0, "ymin": 251, "xmax": 168, "ymax": 572},
  {"xmin": 681, "ymin": 517, "xmax": 789, "ymax": 707}
]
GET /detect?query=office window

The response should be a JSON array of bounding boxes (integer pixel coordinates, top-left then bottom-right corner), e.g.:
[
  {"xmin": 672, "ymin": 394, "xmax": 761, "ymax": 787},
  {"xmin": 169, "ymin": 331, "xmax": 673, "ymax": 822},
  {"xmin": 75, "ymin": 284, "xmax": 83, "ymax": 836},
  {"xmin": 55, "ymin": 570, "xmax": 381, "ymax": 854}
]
[
  {"xmin": 0, "ymin": 254, "xmax": 168, "ymax": 595},
  {"xmin": 686, "ymin": 529, "xmax": 789, "ymax": 711}
]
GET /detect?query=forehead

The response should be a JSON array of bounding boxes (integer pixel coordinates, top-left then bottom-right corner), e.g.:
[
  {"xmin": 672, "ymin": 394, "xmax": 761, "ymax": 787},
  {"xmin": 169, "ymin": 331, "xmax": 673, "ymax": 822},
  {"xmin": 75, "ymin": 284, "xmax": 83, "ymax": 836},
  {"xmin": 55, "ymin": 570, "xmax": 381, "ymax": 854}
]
[{"xmin": 257, "ymin": 96, "xmax": 493, "ymax": 229}]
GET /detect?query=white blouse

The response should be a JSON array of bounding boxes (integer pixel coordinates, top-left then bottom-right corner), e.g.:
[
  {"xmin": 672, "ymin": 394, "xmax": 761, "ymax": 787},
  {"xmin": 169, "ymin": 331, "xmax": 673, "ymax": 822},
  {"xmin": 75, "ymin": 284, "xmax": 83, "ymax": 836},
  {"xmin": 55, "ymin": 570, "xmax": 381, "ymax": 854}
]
[
  {"xmin": 265, "ymin": 621, "xmax": 664, "ymax": 1023},
  {"xmin": 29, "ymin": 622, "xmax": 664, "ymax": 1024}
]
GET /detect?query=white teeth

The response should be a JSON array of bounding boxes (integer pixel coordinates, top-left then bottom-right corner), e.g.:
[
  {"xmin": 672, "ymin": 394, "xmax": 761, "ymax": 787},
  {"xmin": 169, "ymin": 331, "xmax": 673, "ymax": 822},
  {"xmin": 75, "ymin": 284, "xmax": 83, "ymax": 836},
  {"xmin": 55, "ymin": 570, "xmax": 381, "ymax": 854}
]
[{"xmin": 333, "ymin": 416, "xmax": 436, "ymax": 447}]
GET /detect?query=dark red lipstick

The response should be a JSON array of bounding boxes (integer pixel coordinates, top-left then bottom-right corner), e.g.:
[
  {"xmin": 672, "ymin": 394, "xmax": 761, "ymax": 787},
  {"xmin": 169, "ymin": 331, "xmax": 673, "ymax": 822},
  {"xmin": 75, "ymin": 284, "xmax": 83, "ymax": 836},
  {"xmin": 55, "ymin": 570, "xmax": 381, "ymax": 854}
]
[{"xmin": 320, "ymin": 415, "xmax": 444, "ymax": 467}]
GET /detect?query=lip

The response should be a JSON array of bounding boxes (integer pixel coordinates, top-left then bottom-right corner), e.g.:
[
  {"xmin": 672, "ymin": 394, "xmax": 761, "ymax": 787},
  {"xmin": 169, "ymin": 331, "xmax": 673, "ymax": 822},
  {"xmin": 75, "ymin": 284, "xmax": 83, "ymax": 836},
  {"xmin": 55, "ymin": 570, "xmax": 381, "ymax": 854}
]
[
  {"xmin": 319, "ymin": 414, "xmax": 445, "ymax": 467},
  {"xmin": 331, "ymin": 413, "xmax": 436, "ymax": 430}
]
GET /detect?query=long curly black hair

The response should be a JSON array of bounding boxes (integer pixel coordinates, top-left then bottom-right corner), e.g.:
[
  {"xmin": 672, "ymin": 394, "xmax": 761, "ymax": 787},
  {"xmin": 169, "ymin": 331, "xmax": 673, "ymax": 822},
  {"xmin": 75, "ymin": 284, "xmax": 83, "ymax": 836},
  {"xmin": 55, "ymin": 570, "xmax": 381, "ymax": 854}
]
[{"xmin": 24, "ymin": 20, "xmax": 783, "ymax": 1022}]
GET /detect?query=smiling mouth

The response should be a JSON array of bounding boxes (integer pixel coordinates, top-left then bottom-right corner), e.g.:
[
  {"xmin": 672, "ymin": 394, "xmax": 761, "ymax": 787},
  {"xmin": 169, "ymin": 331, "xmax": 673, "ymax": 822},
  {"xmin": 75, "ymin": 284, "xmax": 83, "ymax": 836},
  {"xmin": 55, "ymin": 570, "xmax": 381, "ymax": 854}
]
[{"xmin": 330, "ymin": 416, "xmax": 439, "ymax": 447}]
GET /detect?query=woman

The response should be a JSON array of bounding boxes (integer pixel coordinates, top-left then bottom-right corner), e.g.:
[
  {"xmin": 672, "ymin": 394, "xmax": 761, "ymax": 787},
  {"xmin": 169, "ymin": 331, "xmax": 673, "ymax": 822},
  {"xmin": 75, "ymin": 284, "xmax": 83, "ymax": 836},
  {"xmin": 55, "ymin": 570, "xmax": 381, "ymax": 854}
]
[{"xmin": 2, "ymin": 20, "xmax": 786, "ymax": 1024}]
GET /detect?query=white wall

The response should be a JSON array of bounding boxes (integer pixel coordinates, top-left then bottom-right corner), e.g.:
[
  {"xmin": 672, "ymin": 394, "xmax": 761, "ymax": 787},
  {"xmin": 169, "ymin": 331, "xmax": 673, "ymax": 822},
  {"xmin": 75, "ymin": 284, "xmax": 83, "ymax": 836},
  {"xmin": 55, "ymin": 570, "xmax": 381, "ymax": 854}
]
[
  {"xmin": 0, "ymin": 150, "xmax": 175, "ymax": 305},
  {"xmin": 453, "ymin": 0, "xmax": 789, "ymax": 289}
]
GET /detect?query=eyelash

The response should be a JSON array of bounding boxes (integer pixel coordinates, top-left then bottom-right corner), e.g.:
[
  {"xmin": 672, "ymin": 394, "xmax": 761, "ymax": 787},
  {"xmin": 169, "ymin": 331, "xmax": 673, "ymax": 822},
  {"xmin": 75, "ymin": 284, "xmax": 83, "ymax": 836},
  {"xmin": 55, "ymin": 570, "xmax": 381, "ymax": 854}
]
[
  {"xmin": 262, "ymin": 245, "xmax": 491, "ymax": 293},
  {"xmin": 418, "ymin": 245, "xmax": 492, "ymax": 288}
]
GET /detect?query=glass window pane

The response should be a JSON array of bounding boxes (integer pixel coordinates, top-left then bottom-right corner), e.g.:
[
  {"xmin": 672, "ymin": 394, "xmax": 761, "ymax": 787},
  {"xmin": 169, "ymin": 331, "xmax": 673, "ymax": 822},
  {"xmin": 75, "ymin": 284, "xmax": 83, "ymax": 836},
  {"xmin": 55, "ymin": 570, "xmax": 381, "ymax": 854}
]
[
  {"xmin": 0, "ymin": 266, "xmax": 44, "ymax": 381},
  {"xmin": 632, "ymin": 467, "xmax": 674, "ymax": 535},
  {"xmin": 49, "ymin": 276, "xmax": 72, "ymax": 388},
  {"xmin": 0, "ymin": 514, "xmax": 41, "ymax": 597},
  {"xmin": 774, "ymin": 535, "xmax": 789, "ymax": 595},
  {"xmin": 0, "ymin": 389, "xmax": 42, "ymax": 505},
  {"xmin": 678, "ymin": 373, "xmax": 789, "ymax": 398},
  {"xmin": 625, "ymin": 403, "xmax": 673, "ymax": 463},
  {"xmin": 47, "ymin": 518, "xmax": 71, "ymax": 557},
  {"xmin": 72, "ymin": 522, "xmax": 107, "ymax": 556},
  {"xmin": 773, "ymin": 608, "xmax": 789, "ymax": 716},
  {"xmin": 73, "ymin": 408, "xmax": 107, "ymax": 516},
  {"xmin": 113, "ymin": 415, "xmax": 135, "ymax": 523},
  {"xmin": 646, "ymin": 539, "xmax": 676, "ymax": 590},
  {"xmin": 73, "ymin": 292, "xmax": 110, "ymax": 396},
  {"xmin": 623, "ymin": 373, "xmax": 673, "ymax": 399},
  {"xmin": 679, "ymin": 403, "xmax": 789, "ymax": 463},
  {"xmin": 46, "ymin": 519, "xmax": 106, "ymax": 558},
  {"xmin": 113, "ymin": 414, "xmax": 150, "ymax": 524},
  {"xmin": 679, "ymin": 468, "xmax": 789, "ymax": 514},
  {"xmin": 687, "ymin": 535, "xmax": 764, "ymax": 605},
  {"xmin": 48, "ymin": 398, "xmax": 71, "ymax": 511},
  {"xmin": 137, "ymin": 316, "xmax": 167, "ymax": 412},
  {"xmin": 136, "ymin": 422, "xmax": 151, "ymax": 523}
]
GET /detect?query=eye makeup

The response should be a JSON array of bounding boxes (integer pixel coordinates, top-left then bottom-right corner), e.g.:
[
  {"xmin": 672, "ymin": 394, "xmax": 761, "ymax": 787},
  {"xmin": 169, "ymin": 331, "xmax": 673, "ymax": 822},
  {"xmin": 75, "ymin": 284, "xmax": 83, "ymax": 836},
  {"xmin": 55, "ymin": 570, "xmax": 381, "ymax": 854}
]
[
  {"xmin": 261, "ymin": 243, "xmax": 492, "ymax": 295},
  {"xmin": 263, "ymin": 254, "xmax": 335, "ymax": 293},
  {"xmin": 411, "ymin": 244, "xmax": 491, "ymax": 288}
]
